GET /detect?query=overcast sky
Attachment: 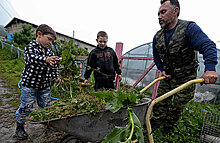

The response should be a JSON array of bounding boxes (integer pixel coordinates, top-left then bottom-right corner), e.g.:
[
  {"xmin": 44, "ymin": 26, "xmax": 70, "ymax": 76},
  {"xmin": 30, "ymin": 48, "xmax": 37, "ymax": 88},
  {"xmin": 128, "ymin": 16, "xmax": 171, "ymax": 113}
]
[{"xmin": 1, "ymin": 0, "xmax": 220, "ymax": 53}]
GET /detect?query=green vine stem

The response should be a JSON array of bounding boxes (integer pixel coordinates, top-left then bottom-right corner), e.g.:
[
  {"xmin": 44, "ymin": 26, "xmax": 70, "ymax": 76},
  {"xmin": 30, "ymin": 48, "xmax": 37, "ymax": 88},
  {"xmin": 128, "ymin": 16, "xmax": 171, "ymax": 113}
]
[
  {"xmin": 85, "ymin": 65, "xmax": 108, "ymax": 78},
  {"xmin": 70, "ymin": 85, "xmax": 73, "ymax": 98},
  {"xmin": 124, "ymin": 107, "xmax": 134, "ymax": 143}
]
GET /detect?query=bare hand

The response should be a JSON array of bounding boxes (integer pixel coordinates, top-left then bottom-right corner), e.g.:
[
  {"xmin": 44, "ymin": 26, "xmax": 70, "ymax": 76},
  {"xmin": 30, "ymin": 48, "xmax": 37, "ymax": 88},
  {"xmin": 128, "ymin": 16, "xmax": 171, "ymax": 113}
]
[
  {"xmin": 118, "ymin": 75, "xmax": 122, "ymax": 81},
  {"xmin": 162, "ymin": 71, "xmax": 171, "ymax": 80},
  {"xmin": 46, "ymin": 56, "xmax": 60, "ymax": 67},
  {"xmin": 84, "ymin": 79, "xmax": 89, "ymax": 85},
  {"xmin": 51, "ymin": 56, "xmax": 61, "ymax": 61},
  {"xmin": 200, "ymin": 71, "xmax": 218, "ymax": 84}
]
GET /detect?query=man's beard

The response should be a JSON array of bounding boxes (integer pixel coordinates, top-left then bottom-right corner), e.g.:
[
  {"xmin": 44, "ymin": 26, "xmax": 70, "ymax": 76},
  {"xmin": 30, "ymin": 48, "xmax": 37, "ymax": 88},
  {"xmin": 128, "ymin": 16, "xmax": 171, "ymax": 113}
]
[
  {"xmin": 159, "ymin": 17, "xmax": 175, "ymax": 30},
  {"xmin": 160, "ymin": 21, "xmax": 170, "ymax": 30},
  {"xmin": 160, "ymin": 23, "xmax": 166, "ymax": 29}
]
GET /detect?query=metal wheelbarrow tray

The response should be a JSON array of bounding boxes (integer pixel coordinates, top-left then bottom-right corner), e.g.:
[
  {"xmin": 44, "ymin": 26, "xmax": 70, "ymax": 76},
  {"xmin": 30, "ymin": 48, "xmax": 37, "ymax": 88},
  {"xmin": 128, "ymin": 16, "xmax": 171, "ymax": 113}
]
[{"xmin": 39, "ymin": 98, "xmax": 151, "ymax": 142}]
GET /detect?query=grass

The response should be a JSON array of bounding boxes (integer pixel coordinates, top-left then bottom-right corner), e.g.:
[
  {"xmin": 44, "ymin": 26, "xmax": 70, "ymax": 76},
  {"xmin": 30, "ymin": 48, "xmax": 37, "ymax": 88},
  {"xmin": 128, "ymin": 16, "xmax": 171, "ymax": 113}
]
[
  {"xmin": 0, "ymin": 47, "xmax": 24, "ymax": 94},
  {"xmin": 0, "ymin": 46, "xmax": 23, "ymax": 110}
]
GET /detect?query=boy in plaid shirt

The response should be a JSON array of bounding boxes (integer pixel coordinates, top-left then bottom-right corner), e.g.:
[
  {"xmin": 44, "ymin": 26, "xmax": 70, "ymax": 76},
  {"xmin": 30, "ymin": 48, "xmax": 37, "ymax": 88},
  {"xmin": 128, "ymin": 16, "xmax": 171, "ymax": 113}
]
[{"xmin": 15, "ymin": 24, "xmax": 61, "ymax": 140}]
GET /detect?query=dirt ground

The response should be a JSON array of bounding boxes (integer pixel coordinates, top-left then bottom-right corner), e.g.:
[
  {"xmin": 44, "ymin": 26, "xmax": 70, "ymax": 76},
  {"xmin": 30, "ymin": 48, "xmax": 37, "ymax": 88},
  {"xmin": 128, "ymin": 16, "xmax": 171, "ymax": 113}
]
[{"xmin": 0, "ymin": 77, "xmax": 79, "ymax": 143}]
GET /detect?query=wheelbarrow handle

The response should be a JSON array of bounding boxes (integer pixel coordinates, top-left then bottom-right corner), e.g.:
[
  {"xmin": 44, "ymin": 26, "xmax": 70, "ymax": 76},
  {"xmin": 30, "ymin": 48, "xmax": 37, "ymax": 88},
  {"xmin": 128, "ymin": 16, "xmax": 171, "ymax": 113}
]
[
  {"xmin": 145, "ymin": 78, "xmax": 204, "ymax": 143},
  {"xmin": 140, "ymin": 76, "xmax": 165, "ymax": 94}
]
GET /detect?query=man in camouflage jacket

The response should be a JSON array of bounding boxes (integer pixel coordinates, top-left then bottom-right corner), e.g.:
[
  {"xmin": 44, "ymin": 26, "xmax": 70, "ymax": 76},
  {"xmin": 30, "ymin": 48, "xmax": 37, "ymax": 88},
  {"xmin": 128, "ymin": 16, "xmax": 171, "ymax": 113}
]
[{"xmin": 152, "ymin": 0, "xmax": 218, "ymax": 135}]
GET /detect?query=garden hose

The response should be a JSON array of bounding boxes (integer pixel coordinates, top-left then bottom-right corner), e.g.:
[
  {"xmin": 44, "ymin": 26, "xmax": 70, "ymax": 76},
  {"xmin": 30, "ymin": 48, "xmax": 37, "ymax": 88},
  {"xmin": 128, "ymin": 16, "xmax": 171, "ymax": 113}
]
[
  {"xmin": 18, "ymin": 79, "xmax": 22, "ymax": 89},
  {"xmin": 145, "ymin": 78, "xmax": 204, "ymax": 143},
  {"xmin": 140, "ymin": 76, "xmax": 165, "ymax": 94}
]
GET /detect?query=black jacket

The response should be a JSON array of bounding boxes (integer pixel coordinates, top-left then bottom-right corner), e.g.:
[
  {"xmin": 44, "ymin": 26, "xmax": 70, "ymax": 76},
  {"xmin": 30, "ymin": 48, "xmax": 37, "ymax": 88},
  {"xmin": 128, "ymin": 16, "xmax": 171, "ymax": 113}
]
[{"xmin": 84, "ymin": 45, "xmax": 121, "ymax": 80}]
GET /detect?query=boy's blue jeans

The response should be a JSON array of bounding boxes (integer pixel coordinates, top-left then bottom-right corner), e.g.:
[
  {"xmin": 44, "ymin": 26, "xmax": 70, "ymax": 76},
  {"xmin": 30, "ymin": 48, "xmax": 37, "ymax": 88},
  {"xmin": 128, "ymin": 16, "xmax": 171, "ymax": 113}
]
[{"xmin": 15, "ymin": 86, "xmax": 51, "ymax": 124}]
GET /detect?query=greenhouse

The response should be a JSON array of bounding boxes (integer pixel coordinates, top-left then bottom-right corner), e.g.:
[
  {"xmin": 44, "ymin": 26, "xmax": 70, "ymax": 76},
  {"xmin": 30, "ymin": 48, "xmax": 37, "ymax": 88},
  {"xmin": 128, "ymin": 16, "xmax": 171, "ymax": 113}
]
[{"xmin": 121, "ymin": 42, "xmax": 220, "ymax": 104}]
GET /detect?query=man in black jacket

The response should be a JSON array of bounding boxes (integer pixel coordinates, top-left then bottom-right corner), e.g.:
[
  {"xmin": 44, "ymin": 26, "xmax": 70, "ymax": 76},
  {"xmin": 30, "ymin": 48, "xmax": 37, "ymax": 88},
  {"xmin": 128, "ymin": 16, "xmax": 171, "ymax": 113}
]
[{"xmin": 84, "ymin": 31, "xmax": 122, "ymax": 90}]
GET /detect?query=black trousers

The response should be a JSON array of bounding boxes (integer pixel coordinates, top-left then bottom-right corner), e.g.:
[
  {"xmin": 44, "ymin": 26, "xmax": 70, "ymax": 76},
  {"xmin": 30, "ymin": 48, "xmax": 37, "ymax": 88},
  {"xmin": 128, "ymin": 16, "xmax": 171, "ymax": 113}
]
[{"xmin": 94, "ymin": 79, "xmax": 114, "ymax": 91}]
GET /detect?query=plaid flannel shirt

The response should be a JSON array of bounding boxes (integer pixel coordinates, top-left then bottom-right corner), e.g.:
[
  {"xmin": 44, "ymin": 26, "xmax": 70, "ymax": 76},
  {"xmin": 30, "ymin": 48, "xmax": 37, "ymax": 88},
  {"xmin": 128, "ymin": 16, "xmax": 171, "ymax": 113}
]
[{"xmin": 21, "ymin": 40, "xmax": 59, "ymax": 89}]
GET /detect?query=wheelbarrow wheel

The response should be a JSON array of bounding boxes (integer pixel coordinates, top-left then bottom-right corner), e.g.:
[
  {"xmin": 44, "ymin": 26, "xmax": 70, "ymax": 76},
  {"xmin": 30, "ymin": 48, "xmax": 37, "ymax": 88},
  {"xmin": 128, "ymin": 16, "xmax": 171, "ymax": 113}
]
[{"xmin": 59, "ymin": 134, "xmax": 85, "ymax": 143}]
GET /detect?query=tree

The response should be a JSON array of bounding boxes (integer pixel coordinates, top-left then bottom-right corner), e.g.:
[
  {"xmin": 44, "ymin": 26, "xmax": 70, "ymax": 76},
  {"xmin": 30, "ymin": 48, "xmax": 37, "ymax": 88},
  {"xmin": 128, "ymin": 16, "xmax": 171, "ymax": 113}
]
[{"xmin": 13, "ymin": 24, "xmax": 35, "ymax": 48}]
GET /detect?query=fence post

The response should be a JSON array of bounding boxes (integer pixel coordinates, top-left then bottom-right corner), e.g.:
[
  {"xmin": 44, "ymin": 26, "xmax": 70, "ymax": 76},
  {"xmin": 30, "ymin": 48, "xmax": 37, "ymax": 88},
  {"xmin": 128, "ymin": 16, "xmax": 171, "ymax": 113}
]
[
  {"xmin": 115, "ymin": 42, "xmax": 123, "ymax": 90},
  {"xmin": 17, "ymin": 47, "xmax": 20, "ymax": 58},
  {"xmin": 79, "ymin": 61, "xmax": 83, "ymax": 77},
  {"xmin": 11, "ymin": 44, "xmax": 13, "ymax": 52}
]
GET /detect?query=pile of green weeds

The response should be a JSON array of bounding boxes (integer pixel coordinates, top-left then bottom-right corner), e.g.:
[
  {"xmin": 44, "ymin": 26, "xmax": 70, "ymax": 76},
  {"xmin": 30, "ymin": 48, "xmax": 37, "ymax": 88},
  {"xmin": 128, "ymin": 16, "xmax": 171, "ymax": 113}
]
[{"xmin": 28, "ymin": 45, "xmax": 151, "ymax": 142}]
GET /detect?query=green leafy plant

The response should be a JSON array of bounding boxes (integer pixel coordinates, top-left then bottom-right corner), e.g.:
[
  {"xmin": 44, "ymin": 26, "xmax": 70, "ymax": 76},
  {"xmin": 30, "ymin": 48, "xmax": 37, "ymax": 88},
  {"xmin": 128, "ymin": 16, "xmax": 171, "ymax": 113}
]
[
  {"xmin": 50, "ymin": 40, "xmax": 63, "ymax": 57},
  {"xmin": 91, "ymin": 89, "xmax": 144, "ymax": 113},
  {"xmin": 91, "ymin": 89, "xmax": 146, "ymax": 142},
  {"xmin": 102, "ymin": 107, "xmax": 144, "ymax": 143},
  {"xmin": 151, "ymin": 100, "xmax": 220, "ymax": 143}
]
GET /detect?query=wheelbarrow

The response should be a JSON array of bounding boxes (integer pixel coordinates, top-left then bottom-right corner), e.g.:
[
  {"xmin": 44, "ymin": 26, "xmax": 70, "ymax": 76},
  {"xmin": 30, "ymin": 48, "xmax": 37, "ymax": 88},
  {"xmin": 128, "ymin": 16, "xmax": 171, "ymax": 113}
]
[
  {"xmin": 35, "ymin": 77, "xmax": 204, "ymax": 143},
  {"xmin": 36, "ymin": 77, "xmax": 164, "ymax": 142},
  {"xmin": 37, "ymin": 96, "xmax": 152, "ymax": 142}
]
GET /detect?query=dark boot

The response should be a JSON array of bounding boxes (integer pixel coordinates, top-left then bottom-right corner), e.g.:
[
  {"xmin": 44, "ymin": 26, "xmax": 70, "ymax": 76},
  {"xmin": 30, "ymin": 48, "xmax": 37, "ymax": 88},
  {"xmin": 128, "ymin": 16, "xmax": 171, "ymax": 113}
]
[{"xmin": 15, "ymin": 122, "xmax": 28, "ymax": 140}]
